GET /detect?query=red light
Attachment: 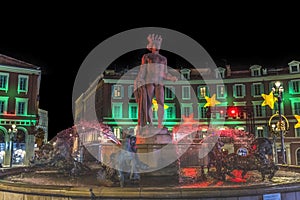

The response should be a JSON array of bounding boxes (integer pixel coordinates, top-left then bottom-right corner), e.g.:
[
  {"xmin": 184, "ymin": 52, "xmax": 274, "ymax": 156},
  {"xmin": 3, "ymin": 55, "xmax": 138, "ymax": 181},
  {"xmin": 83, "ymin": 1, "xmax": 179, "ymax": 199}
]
[{"xmin": 227, "ymin": 106, "xmax": 238, "ymax": 118}]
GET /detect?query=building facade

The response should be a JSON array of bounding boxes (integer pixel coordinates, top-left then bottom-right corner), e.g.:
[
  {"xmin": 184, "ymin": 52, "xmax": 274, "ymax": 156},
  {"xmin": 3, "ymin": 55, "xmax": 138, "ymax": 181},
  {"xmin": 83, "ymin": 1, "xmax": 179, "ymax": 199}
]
[
  {"xmin": 75, "ymin": 60, "xmax": 300, "ymax": 165},
  {"xmin": 0, "ymin": 54, "xmax": 41, "ymax": 166}
]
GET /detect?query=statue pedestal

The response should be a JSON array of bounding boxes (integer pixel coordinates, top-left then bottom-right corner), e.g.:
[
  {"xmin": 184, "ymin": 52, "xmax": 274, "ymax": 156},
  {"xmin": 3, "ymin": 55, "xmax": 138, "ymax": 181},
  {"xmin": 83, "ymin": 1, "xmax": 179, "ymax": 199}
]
[
  {"xmin": 136, "ymin": 126, "xmax": 170, "ymax": 144},
  {"xmin": 136, "ymin": 126, "xmax": 177, "ymax": 177}
]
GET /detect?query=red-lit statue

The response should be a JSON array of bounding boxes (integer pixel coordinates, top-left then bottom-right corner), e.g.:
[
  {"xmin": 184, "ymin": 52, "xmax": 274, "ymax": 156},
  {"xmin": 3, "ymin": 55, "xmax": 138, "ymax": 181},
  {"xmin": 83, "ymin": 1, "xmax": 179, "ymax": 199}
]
[{"xmin": 134, "ymin": 34, "xmax": 177, "ymax": 129}]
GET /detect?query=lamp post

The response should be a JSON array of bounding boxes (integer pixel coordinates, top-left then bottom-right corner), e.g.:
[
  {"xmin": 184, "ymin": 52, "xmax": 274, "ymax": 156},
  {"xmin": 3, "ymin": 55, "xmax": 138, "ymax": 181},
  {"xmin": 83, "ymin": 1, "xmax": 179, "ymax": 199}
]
[
  {"xmin": 8, "ymin": 124, "xmax": 17, "ymax": 168},
  {"xmin": 273, "ymin": 81, "xmax": 286, "ymax": 164},
  {"xmin": 271, "ymin": 123, "xmax": 278, "ymax": 164}
]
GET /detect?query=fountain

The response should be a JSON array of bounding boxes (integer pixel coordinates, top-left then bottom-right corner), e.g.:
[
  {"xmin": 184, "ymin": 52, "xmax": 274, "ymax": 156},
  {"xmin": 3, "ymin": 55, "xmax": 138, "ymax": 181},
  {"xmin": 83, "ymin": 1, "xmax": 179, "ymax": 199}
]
[
  {"xmin": 1, "ymin": 31, "xmax": 300, "ymax": 200},
  {"xmin": 1, "ymin": 122, "xmax": 300, "ymax": 199}
]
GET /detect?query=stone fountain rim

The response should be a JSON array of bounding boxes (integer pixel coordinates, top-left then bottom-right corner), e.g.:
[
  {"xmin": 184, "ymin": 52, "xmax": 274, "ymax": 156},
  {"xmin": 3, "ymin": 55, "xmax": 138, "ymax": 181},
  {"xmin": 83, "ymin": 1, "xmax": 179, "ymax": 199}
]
[
  {"xmin": 1, "ymin": 178, "xmax": 300, "ymax": 198},
  {"xmin": 1, "ymin": 166, "xmax": 300, "ymax": 198}
]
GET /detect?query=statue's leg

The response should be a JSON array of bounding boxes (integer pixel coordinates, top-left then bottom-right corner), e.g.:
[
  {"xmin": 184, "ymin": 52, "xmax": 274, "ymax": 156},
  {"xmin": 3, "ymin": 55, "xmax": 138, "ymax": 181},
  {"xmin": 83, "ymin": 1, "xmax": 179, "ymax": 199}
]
[
  {"xmin": 155, "ymin": 84, "xmax": 164, "ymax": 128},
  {"xmin": 268, "ymin": 163, "xmax": 277, "ymax": 180},
  {"xmin": 130, "ymin": 159, "xmax": 140, "ymax": 180},
  {"xmin": 141, "ymin": 87, "xmax": 148, "ymax": 126},
  {"xmin": 146, "ymin": 84, "xmax": 155, "ymax": 125},
  {"xmin": 118, "ymin": 170, "xmax": 125, "ymax": 187}
]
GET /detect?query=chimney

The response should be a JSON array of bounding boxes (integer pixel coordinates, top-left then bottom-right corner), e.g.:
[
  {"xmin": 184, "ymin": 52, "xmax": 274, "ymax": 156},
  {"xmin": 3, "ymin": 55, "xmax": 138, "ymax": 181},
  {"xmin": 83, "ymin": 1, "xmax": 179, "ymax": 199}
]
[{"xmin": 226, "ymin": 64, "xmax": 231, "ymax": 77}]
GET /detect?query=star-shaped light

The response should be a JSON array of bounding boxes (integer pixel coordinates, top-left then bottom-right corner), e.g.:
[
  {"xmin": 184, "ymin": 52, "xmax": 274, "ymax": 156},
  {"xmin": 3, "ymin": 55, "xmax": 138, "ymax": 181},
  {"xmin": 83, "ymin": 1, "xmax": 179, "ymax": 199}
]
[
  {"xmin": 152, "ymin": 99, "xmax": 169, "ymax": 111},
  {"xmin": 295, "ymin": 115, "xmax": 300, "ymax": 129},
  {"xmin": 261, "ymin": 91, "xmax": 277, "ymax": 109},
  {"xmin": 204, "ymin": 94, "xmax": 220, "ymax": 107}
]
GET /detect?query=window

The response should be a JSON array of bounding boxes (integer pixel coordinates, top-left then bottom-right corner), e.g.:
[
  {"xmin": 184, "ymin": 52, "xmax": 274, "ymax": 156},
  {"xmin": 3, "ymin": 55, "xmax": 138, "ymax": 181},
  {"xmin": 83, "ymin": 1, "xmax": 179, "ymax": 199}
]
[
  {"xmin": 0, "ymin": 101, "xmax": 4, "ymax": 114},
  {"xmin": 291, "ymin": 66, "xmax": 298, "ymax": 72},
  {"xmin": 180, "ymin": 68, "xmax": 190, "ymax": 80},
  {"xmin": 217, "ymin": 85, "xmax": 226, "ymax": 99},
  {"xmin": 293, "ymin": 81, "xmax": 300, "ymax": 93},
  {"xmin": 183, "ymin": 73, "xmax": 189, "ymax": 80},
  {"xmin": 294, "ymin": 102, "xmax": 300, "ymax": 115},
  {"xmin": 181, "ymin": 103, "xmax": 193, "ymax": 117},
  {"xmin": 295, "ymin": 128, "xmax": 300, "ymax": 137},
  {"xmin": 18, "ymin": 102, "xmax": 25, "ymax": 114},
  {"xmin": 198, "ymin": 86, "xmax": 209, "ymax": 99},
  {"xmin": 18, "ymin": 75, "xmax": 28, "ymax": 94},
  {"xmin": 233, "ymin": 84, "xmax": 245, "ymax": 98},
  {"xmin": 289, "ymin": 80, "xmax": 300, "ymax": 94},
  {"xmin": 165, "ymin": 103, "xmax": 175, "ymax": 119},
  {"xmin": 0, "ymin": 97, "xmax": 8, "ymax": 114},
  {"xmin": 252, "ymin": 104, "xmax": 266, "ymax": 118},
  {"xmin": 253, "ymin": 69, "xmax": 260, "ymax": 76},
  {"xmin": 252, "ymin": 101, "xmax": 265, "ymax": 118},
  {"xmin": 128, "ymin": 103, "xmax": 138, "ymax": 119},
  {"xmin": 128, "ymin": 85, "xmax": 135, "ymax": 99},
  {"xmin": 15, "ymin": 98, "xmax": 28, "ymax": 115},
  {"xmin": 112, "ymin": 102, "xmax": 123, "ymax": 118},
  {"xmin": 256, "ymin": 126, "xmax": 264, "ymax": 137},
  {"xmin": 183, "ymin": 107, "xmax": 191, "ymax": 117},
  {"xmin": 198, "ymin": 103, "xmax": 207, "ymax": 119},
  {"xmin": 182, "ymin": 86, "xmax": 191, "ymax": 100},
  {"xmin": 0, "ymin": 72, "xmax": 9, "ymax": 92},
  {"xmin": 112, "ymin": 85, "xmax": 123, "ymax": 99},
  {"xmin": 165, "ymin": 86, "xmax": 175, "ymax": 100},
  {"xmin": 250, "ymin": 65, "xmax": 262, "ymax": 77},
  {"xmin": 252, "ymin": 83, "xmax": 263, "ymax": 97},
  {"xmin": 290, "ymin": 98, "xmax": 300, "ymax": 115},
  {"xmin": 254, "ymin": 105, "xmax": 263, "ymax": 117},
  {"xmin": 288, "ymin": 60, "xmax": 300, "ymax": 73}
]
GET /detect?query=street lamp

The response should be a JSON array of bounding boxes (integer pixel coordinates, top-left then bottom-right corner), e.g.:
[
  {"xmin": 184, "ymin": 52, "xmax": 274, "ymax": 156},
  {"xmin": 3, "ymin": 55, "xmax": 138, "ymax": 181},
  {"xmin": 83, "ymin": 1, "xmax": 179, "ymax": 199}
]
[
  {"xmin": 270, "ymin": 123, "xmax": 278, "ymax": 164},
  {"xmin": 8, "ymin": 124, "xmax": 17, "ymax": 168},
  {"xmin": 272, "ymin": 81, "xmax": 286, "ymax": 164}
]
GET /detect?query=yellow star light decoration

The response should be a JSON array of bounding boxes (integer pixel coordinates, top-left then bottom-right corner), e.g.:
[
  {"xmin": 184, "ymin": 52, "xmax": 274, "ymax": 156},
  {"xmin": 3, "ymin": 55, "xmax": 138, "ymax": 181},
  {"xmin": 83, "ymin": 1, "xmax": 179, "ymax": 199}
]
[
  {"xmin": 152, "ymin": 99, "xmax": 169, "ymax": 111},
  {"xmin": 295, "ymin": 115, "xmax": 300, "ymax": 129},
  {"xmin": 261, "ymin": 91, "xmax": 277, "ymax": 109},
  {"xmin": 204, "ymin": 94, "xmax": 220, "ymax": 107}
]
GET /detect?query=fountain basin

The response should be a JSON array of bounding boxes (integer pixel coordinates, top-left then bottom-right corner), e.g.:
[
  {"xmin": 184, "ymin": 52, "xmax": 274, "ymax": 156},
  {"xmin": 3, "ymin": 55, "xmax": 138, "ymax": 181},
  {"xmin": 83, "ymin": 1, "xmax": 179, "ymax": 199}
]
[{"xmin": 1, "ymin": 166, "xmax": 300, "ymax": 199}]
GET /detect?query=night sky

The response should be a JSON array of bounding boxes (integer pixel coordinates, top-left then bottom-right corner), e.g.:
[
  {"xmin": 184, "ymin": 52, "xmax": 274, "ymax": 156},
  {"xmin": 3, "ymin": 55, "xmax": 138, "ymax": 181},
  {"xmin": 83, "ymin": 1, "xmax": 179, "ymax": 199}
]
[{"xmin": 0, "ymin": 9, "xmax": 299, "ymax": 140}]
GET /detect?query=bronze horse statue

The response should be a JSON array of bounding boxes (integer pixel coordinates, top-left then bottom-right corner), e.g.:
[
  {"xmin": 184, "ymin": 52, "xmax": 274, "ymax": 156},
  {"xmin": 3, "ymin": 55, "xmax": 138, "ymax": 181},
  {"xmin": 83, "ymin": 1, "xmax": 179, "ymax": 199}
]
[
  {"xmin": 206, "ymin": 137, "xmax": 278, "ymax": 181},
  {"xmin": 222, "ymin": 137, "xmax": 278, "ymax": 181},
  {"xmin": 222, "ymin": 152, "xmax": 278, "ymax": 181}
]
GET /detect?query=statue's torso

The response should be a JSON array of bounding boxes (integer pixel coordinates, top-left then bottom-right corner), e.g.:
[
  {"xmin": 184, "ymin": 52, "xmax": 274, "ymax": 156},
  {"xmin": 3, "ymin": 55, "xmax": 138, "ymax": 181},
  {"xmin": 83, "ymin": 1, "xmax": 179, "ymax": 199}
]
[{"xmin": 143, "ymin": 53, "xmax": 167, "ymax": 84}]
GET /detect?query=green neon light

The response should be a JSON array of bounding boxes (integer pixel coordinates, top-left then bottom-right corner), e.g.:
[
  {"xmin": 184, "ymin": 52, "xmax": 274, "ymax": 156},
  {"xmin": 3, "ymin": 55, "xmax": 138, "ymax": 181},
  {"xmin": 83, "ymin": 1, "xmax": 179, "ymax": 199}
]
[{"xmin": 0, "ymin": 119, "xmax": 37, "ymax": 126}]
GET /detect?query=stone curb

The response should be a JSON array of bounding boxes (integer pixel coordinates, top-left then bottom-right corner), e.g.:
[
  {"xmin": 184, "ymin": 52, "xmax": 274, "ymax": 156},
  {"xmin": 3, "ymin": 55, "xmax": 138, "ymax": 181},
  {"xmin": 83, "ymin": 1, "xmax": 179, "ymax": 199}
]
[{"xmin": 1, "ymin": 179, "xmax": 300, "ymax": 199}]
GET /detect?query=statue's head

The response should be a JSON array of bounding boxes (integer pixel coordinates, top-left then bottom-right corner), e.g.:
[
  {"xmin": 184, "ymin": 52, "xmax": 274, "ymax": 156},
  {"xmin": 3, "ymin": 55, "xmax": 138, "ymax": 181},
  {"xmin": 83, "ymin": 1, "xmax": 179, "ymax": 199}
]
[{"xmin": 147, "ymin": 34, "xmax": 162, "ymax": 51}]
